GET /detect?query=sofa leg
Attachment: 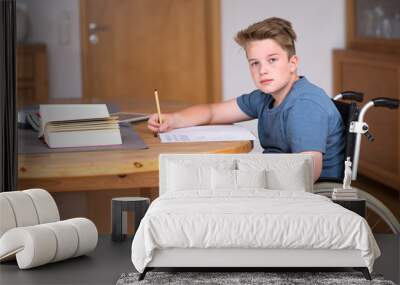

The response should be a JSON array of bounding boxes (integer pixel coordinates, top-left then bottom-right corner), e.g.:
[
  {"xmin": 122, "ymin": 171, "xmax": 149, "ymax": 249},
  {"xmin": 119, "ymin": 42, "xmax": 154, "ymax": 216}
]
[
  {"xmin": 138, "ymin": 268, "xmax": 148, "ymax": 281},
  {"xmin": 354, "ymin": 267, "xmax": 371, "ymax": 280}
]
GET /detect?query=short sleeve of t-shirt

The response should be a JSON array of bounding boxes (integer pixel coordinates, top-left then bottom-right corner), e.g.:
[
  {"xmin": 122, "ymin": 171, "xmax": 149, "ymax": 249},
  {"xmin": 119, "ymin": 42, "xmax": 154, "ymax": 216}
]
[
  {"xmin": 286, "ymin": 99, "xmax": 329, "ymax": 153},
  {"xmin": 236, "ymin": 90, "xmax": 266, "ymax": 118}
]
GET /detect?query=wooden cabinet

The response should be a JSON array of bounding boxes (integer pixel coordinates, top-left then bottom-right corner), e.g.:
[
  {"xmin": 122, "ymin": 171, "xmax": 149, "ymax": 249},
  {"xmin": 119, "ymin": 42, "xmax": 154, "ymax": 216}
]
[
  {"xmin": 16, "ymin": 44, "xmax": 48, "ymax": 108},
  {"xmin": 333, "ymin": 49, "xmax": 400, "ymax": 191},
  {"xmin": 337, "ymin": 1, "xmax": 400, "ymax": 233},
  {"xmin": 333, "ymin": 1, "xmax": 400, "ymax": 192},
  {"xmin": 347, "ymin": 0, "xmax": 400, "ymax": 54}
]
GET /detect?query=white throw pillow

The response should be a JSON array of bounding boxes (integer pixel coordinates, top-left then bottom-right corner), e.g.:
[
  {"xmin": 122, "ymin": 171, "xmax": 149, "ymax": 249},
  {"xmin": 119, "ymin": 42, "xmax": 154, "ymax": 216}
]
[
  {"xmin": 238, "ymin": 156, "xmax": 312, "ymax": 192},
  {"xmin": 211, "ymin": 169, "xmax": 267, "ymax": 190},
  {"xmin": 266, "ymin": 165, "xmax": 308, "ymax": 191},
  {"xmin": 166, "ymin": 159, "xmax": 236, "ymax": 192},
  {"xmin": 236, "ymin": 169, "xmax": 267, "ymax": 188},
  {"xmin": 211, "ymin": 168, "xmax": 236, "ymax": 190},
  {"xmin": 167, "ymin": 163, "xmax": 211, "ymax": 191}
]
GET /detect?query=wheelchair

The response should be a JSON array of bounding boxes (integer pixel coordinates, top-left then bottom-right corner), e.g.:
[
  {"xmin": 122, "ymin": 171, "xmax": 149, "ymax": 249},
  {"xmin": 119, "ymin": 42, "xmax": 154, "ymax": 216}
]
[{"xmin": 314, "ymin": 91, "xmax": 400, "ymax": 235}]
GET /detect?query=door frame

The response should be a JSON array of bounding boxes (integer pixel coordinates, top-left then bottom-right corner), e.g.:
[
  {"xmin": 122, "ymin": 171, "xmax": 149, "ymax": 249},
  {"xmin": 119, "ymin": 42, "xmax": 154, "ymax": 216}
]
[
  {"xmin": 1, "ymin": 0, "xmax": 18, "ymax": 192},
  {"xmin": 79, "ymin": 0, "xmax": 222, "ymax": 103}
]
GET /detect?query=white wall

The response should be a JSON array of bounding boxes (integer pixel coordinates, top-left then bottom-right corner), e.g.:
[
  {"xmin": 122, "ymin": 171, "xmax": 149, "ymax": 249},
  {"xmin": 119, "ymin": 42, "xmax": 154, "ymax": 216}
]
[
  {"xmin": 18, "ymin": 0, "xmax": 82, "ymax": 99},
  {"xmin": 221, "ymin": 0, "xmax": 346, "ymax": 152}
]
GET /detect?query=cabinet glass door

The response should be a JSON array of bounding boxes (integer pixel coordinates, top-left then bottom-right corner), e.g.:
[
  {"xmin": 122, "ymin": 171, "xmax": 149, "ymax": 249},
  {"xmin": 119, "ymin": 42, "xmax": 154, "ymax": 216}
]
[{"xmin": 356, "ymin": 0, "xmax": 400, "ymax": 39}]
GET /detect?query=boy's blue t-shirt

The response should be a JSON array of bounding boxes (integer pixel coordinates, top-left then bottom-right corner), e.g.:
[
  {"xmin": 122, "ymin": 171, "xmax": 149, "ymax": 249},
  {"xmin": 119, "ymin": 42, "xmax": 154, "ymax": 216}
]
[{"xmin": 236, "ymin": 76, "xmax": 345, "ymax": 178}]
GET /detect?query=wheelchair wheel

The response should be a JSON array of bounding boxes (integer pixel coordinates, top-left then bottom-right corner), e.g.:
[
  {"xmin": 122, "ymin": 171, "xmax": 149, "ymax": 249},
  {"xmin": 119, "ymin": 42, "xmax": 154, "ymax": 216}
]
[{"xmin": 313, "ymin": 183, "xmax": 400, "ymax": 235}]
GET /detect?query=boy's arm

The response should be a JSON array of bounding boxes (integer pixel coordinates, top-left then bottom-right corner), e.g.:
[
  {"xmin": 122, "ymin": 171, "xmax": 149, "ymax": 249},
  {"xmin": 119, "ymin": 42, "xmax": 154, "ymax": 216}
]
[
  {"xmin": 301, "ymin": 151, "xmax": 323, "ymax": 182},
  {"xmin": 148, "ymin": 99, "xmax": 252, "ymax": 133},
  {"xmin": 285, "ymin": 99, "xmax": 328, "ymax": 182}
]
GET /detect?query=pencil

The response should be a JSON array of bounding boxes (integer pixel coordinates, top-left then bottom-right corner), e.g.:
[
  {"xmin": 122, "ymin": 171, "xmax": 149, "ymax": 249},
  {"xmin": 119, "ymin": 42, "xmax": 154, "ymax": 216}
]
[
  {"xmin": 154, "ymin": 89, "xmax": 163, "ymax": 124},
  {"xmin": 154, "ymin": 89, "xmax": 162, "ymax": 137}
]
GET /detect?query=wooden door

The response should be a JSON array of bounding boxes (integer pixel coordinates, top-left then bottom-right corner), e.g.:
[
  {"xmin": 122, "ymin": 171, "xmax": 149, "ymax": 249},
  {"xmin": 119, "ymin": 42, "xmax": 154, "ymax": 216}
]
[{"xmin": 80, "ymin": 0, "xmax": 221, "ymax": 105}]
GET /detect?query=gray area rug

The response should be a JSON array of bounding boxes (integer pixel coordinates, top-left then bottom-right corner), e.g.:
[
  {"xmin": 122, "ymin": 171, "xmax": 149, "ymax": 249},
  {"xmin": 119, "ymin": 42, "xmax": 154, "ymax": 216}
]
[{"xmin": 116, "ymin": 271, "xmax": 395, "ymax": 285}]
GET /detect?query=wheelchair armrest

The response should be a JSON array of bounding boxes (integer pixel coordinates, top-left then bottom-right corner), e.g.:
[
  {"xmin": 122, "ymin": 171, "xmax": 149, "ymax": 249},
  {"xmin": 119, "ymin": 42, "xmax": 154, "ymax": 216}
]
[
  {"xmin": 340, "ymin": 91, "xmax": 364, "ymax": 102},
  {"xmin": 316, "ymin": 177, "xmax": 342, "ymax": 184}
]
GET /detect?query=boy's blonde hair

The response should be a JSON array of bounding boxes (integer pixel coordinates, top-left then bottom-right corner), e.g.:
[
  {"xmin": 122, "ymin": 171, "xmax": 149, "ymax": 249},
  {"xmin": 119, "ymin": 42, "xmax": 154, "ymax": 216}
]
[{"xmin": 235, "ymin": 17, "xmax": 297, "ymax": 58}]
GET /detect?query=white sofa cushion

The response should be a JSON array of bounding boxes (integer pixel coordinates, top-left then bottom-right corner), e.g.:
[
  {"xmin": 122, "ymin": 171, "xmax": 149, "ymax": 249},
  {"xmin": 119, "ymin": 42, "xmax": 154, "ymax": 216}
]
[
  {"xmin": 1, "ymin": 191, "xmax": 39, "ymax": 227},
  {"xmin": 0, "ymin": 218, "xmax": 97, "ymax": 269},
  {"xmin": 66, "ymin": 218, "xmax": 98, "ymax": 257},
  {"xmin": 0, "ymin": 225, "xmax": 57, "ymax": 268},
  {"xmin": 23, "ymin": 189, "xmax": 60, "ymax": 223},
  {"xmin": 0, "ymin": 196, "xmax": 17, "ymax": 237},
  {"xmin": 0, "ymin": 189, "xmax": 60, "ymax": 237},
  {"xmin": 42, "ymin": 221, "xmax": 79, "ymax": 262}
]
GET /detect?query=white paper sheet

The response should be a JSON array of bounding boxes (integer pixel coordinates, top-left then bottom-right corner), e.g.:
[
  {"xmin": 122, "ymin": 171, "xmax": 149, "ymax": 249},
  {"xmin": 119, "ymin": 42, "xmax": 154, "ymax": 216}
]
[{"xmin": 159, "ymin": 125, "xmax": 256, "ymax": 143}]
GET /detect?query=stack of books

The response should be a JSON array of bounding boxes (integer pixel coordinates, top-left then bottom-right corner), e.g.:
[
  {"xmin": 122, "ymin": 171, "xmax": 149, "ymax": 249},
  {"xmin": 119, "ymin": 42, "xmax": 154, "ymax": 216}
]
[
  {"xmin": 332, "ymin": 188, "xmax": 358, "ymax": 200},
  {"xmin": 39, "ymin": 104, "xmax": 122, "ymax": 148}
]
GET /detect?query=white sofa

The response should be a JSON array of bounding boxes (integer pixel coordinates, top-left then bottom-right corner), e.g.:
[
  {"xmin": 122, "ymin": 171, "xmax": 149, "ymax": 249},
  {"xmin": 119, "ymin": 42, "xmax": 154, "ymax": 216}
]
[{"xmin": 0, "ymin": 189, "xmax": 98, "ymax": 269}]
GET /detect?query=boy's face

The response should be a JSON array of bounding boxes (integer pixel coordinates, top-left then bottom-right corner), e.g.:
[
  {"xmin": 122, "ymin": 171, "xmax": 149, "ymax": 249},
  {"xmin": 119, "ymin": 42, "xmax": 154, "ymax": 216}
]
[{"xmin": 245, "ymin": 39, "xmax": 298, "ymax": 97}]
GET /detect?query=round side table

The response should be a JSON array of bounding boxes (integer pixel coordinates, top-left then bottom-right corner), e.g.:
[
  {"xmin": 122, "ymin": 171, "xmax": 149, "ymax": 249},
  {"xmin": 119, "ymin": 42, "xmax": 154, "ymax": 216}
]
[{"xmin": 111, "ymin": 197, "xmax": 150, "ymax": 242}]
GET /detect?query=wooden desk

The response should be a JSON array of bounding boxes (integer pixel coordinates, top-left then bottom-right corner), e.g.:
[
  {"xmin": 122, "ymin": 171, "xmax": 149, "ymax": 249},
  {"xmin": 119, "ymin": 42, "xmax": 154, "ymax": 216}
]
[
  {"xmin": 17, "ymin": 102, "xmax": 252, "ymax": 232},
  {"xmin": 18, "ymin": 122, "xmax": 252, "ymax": 192}
]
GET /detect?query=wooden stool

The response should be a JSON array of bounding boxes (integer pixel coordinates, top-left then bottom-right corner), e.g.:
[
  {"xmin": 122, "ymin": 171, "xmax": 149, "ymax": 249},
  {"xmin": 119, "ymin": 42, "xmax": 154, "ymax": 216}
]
[{"xmin": 111, "ymin": 197, "xmax": 150, "ymax": 242}]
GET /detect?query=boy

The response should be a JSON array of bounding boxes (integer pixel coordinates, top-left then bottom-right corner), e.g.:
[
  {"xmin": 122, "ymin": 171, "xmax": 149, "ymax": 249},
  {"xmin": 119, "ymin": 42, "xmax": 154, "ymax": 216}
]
[{"xmin": 148, "ymin": 17, "xmax": 345, "ymax": 181}]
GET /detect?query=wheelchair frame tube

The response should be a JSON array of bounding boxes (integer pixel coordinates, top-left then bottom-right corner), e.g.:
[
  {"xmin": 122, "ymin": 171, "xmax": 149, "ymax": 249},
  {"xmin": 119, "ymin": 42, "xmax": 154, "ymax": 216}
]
[
  {"xmin": 333, "ymin": 94, "xmax": 343, "ymax": 101},
  {"xmin": 352, "ymin": 102, "xmax": 374, "ymax": 180}
]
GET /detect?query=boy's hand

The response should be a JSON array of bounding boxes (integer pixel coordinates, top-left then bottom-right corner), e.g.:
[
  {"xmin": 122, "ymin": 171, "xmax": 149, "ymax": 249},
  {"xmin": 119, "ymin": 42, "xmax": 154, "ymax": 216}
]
[{"xmin": 147, "ymin": 113, "xmax": 176, "ymax": 134}]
